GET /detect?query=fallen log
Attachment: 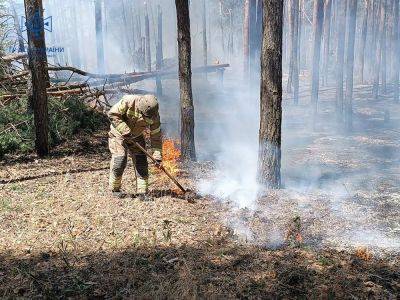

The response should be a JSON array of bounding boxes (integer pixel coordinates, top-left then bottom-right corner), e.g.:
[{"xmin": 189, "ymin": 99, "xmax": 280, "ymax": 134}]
[{"xmin": 1, "ymin": 53, "xmax": 28, "ymax": 62}]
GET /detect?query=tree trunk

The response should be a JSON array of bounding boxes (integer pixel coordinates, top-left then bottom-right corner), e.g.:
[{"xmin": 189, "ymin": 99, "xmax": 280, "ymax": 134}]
[
  {"xmin": 70, "ymin": 0, "xmax": 81, "ymax": 69},
  {"xmin": 219, "ymin": 1, "xmax": 225, "ymax": 59},
  {"xmin": 156, "ymin": 5, "xmax": 163, "ymax": 95},
  {"xmin": 311, "ymin": 0, "xmax": 324, "ymax": 125},
  {"xmin": 24, "ymin": 0, "xmax": 49, "ymax": 157},
  {"xmin": 322, "ymin": 0, "xmax": 332, "ymax": 86},
  {"xmin": 243, "ymin": 0, "xmax": 250, "ymax": 79},
  {"xmin": 95, "ymin": 0, "xmax": 105, "ymax": 73},
  {"xmin": 359, "ymin": 0, "xmax": 370, "ymax": 83},
  {"xmin": 293, "ymin": 0, "xmax": 300, "ymax": 104},
  {"xmin": 202, "ymin": 0, "xmax": 208, "ymax": 68},
  {"xmin": 258, "ymin": 0, "xmax": 283, "ymax": 189},
  {"xmin": 336, "ymin": 0, "xmax": 347, "ymax": 119},
  {"xmin": 394, "ymin": 0, "xmax": 399, "ymax": 102},
  {"xmin": 287, "ymin": 0, "xmax": 294, "ymax": 93},
  {"xmin": 344, "ymin": 0, "xmax": 358, "ymax": 132},
  {"xmin": 381, "ymin": 0, "xmax": 388, "ymax": 93},
  {"xmin": 373, "ymin": 0, "xmax": 384, "ymax": 100},
  {"xmin": 9, "ymin": 0, "xmax": 25, "ymax": 54},
  {"xmin": 175, "ymin": 0, "xmax": 196, "ymax": 161},
  {"xmin": 145, "ymin": 7, "xmax": 151, "ymax": 72},
  {"xmin": 249, "ymin": 0, "xmax": 257, "ymax": 78}
]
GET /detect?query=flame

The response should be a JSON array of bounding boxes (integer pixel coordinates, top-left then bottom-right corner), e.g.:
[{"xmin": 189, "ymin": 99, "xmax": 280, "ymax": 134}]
[
  {"xmin": 355, "ymin": 247, "xmax": 372, "ymax": 261},
  {"xmin": 162, "ymin": 139, "xmax": 181, "ymax": 177}
]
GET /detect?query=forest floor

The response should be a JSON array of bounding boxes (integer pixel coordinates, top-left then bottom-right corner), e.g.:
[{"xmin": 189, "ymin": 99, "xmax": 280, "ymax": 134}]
[{"xmin": 0, "ymin": 77, "xmax": 399, "ymax": 298}]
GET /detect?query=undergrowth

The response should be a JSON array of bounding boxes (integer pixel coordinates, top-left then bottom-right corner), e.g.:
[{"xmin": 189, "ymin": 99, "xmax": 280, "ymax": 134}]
[{"xmin": 0, "ymin": 97, "xmax": 108, "ymax": 158}]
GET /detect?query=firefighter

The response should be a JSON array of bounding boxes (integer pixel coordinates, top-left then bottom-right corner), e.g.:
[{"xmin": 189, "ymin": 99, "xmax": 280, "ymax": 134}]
[{"xmin": 107, "ymin": 94, "xmax": 162, "ymax": 200}]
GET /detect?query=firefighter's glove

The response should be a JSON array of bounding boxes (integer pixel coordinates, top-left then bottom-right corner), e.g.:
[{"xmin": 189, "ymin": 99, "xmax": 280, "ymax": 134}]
[{"xmin": 153, "ymin": 149, "xmax": 162, "ymax": 164}]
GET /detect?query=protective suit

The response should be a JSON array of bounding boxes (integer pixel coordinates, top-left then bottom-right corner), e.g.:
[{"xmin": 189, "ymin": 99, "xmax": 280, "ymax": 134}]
[{"xmin": 107, "ymin": 94, "xmax": 162, "ymax": 197}]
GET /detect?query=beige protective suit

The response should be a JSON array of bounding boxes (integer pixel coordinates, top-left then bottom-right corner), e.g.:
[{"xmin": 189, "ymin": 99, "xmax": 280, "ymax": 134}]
[{"xmin": 108, "ymin": 94, "xmax": 162, "ymax": 194}]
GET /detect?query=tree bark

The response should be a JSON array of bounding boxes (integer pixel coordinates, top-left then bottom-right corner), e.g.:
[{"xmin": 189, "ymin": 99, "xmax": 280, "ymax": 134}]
[
  {"xmin": 24, "ymin": 0, "xmax": 49, "ymax": 157},
  {"xmin": 322, "ymin": 0, "xmax": 332, "ymax": 86},
  {"xmin": 156, "ymin": 5, "xmax": 163, "ymax": 95},
  {"xmin": 95, "ymin": 0, "xmax": 105, "ymax": 73},
  {"xmin": 394, "ymin": 0, "xmax": 399, "ymax": 102},
  {"xmin": 344, "ymin": 0, "xmax": 358, "ymax": 132},
  {"xmin": 175, "ymin": 0, "xmax": 196, "ymax": 161},
  {"xmin": 335, "ymin": 0, "xmax": 347, "ymax": 119},
  {"xmin": 311, "ymin": 0, "xmax": 324, "ymax": 125},
  {"xmin": 258, "ymin": 0, "xmax": 283, "ymax": 189}
]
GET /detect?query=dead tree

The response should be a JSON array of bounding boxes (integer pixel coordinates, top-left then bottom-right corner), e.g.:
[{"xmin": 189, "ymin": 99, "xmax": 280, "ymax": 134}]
[
  {"xmin": 145, "ymin": 4, "xmax": 151, "ymax": 72},
  {"xmin": 311, "ymin": 0, "xmax": 324, "ymax": 124},
  {"xmin": 394, "ymin": 0, "xmax": 399, "ymax": 102},
  {"xmin": 24, "ymin": 0, "xmax": 49, "ymax": 156},
  {"xmin": 243, "ymin": 0, "xmax": 250, "ymax": 79},
  {"xmin": 175, "ymin": 0, "xmax": 196, "ymax": 161},
  {"xmin": 336, "ymin": 0, "xmax": 347, "ymax": 118},
  {"xmin": 322, "ymin": 0, "xmax": 332, "ymax": 86},
  {"xmin": 95, "ymin": 0, "xmax": 105, "ymax": 73},
  {"xmin": 258, "ymin": 0, "xmax": 283, "ymax": 189},
  {"xmin": 344, "ymin": 0, "xmax": 358, "ymax": 132},
  {"xmin": 156, "ymin": 5, "xmax": 163, "ymax": 95}
]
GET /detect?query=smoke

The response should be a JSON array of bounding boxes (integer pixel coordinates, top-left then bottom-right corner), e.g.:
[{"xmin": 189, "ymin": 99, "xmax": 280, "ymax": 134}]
[{"xmin": 197, "ymin": 86, "xmax": 261, "ymax": 209}]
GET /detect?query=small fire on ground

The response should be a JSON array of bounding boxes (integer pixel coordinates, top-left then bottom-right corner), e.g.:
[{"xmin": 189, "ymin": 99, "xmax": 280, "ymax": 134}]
[{"xmin": 162, "ymin": 139, "xmax": 181, "ymax": 177}]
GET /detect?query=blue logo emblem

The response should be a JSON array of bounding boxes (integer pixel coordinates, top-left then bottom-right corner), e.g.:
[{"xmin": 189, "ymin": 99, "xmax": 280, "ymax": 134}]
[{"xmin": 21, "ymin": 9, "xmax": 52, "ymax": 38}]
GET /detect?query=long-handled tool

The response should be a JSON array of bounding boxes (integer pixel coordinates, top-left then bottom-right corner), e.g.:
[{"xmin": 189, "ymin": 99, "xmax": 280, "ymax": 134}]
[{"xmin": 132, "ymin": 141, "xmax": 187, "ymax": 194}]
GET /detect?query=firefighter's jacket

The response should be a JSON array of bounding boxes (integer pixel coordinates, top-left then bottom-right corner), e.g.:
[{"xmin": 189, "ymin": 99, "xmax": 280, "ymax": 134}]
[{"xmin": 107, "ymin": 95, "xmax": 162, "ymax": 151}]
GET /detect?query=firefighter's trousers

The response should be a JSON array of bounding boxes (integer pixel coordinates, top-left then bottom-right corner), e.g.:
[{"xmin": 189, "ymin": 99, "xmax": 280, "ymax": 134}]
[{"xmin": 108, "ymin": 134, "xmax": 149, "ymax": 193}]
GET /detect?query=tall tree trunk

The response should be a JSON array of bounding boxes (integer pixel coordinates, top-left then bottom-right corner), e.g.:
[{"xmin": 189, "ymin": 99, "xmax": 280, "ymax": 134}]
[
  {"xmin": 373, "ymin": 0, "xmax": 384, "ymax": 100},
  {"xmin": 156, "ymin": 4, "xmax": 163, "ymax": 95},
  {"xmin": 219, "ymin": 1, "xmax": 225, "ymax": 59},
  {"xmin": 95, "ymin": 0, "xmax": 105, "ymax": 73},
  {"xmin": 394, "ymin": 0, "xmax": 399, "ymax": 102},
  {"xmin": 287, "ymin": 0, "xmax": 294, "ymax": 93},
  {"xmin": 381, "ymin": 0, "xmax": 388, "ymax": 93},
  {"xmin": 145, "ymin": 6, "xmax": 151, "ymax": 72},
  {"xmin": 258, "ymin": 0, "xmax": 283, "ymax": 189},
  {"xmin": 345, "ymin": 0, "xmax": 358, "ymax": 132},
  {"xmin": 359, "ymin": 0, "xmax": 370, "ymax": 83},
  {"xmin": 9, "ymin": 0, "xmax": 25, "ymax": 54},
  {"xmin": 202, "ymin": 0, "xmax": 208, "ymax": 68},
  {"xmin": 249, "ymin": 0, "xmax": 257, "ymax": 77},
  {"xmin": 70, "ymin": 0, "xmax": 81, "ymax": 69},
  {"xmin": 336, "ymin": 0, "xmax": 347, "ymax": 119},
  {"xmin": 243, "ymin": 0, "xmax": 250, "ymax": 79},
  {"xmin": 24, "ymin": 0, "xmax": 49, "ymax": 157},
  {"xmin": 175, "ymin": 0, "xmax": 196, "ymax": 161},
  {"xmin": 322, "ymin": 0, "xmax": 332, "ymax": 86},
  {"xmin": 311, "ymin": 0, "xmax": 324, "ymax": 125},
  {"xmin": 293, "ymin": 0, "xmax": 300, "ymax": 104}
]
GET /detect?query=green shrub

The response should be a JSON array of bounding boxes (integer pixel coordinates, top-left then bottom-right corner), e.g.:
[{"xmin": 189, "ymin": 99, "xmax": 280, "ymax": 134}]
[{"xmin": 0, "ymin": 96, "xmax": 109, "ymax": 158}]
